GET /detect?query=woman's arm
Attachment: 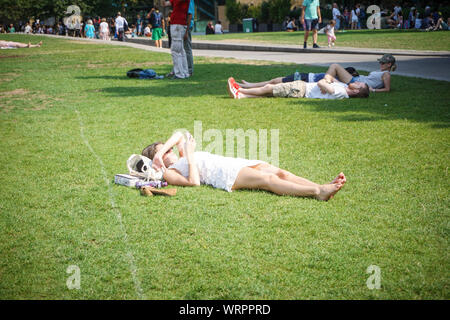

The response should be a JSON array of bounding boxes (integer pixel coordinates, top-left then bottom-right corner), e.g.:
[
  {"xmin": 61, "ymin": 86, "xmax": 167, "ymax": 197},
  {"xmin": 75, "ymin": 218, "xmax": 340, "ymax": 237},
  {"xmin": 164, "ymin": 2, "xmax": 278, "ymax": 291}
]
[
  {"xmin": 163, "ymin": 169, "xmax": 199, "ymax": 187},
  {"xmin": 163, "ymin": 134, "xmax": 200, "ymax": 187},
  {"xmin": 371, "ymin": 72, "xmax": 391, "ymax": 93},
  {"xmin": 152, "ymin": 131, "xmax": 186, "ymax": 170}
]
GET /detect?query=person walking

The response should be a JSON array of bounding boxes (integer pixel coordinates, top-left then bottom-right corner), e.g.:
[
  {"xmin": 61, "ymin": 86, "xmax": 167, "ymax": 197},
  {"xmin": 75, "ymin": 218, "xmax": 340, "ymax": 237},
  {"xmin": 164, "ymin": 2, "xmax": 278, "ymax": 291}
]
[
  {"xmin": 301, "ymin": 0, "xmax": 321, "ymax": 48},
  {"xmin": 115, "ymin": 12, "xmax": 128, "ymax": 41},
  {"xmin": 164, "ymin": 0, "xmax": 190, "ymax": 79}
]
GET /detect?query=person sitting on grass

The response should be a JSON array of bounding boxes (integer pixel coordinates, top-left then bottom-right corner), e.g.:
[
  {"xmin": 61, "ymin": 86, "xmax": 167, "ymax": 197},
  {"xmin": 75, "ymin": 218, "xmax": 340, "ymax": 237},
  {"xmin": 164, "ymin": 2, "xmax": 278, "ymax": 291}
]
[
  {"xmin": 239, "ymin": 54, "xmax": 396, "ymax": 94},
  {"xmin": 286, "ymin": 18, "xmax": 297, "ymax": 32},
  {"xmin": 0, "ymin": 40, "xmax": 43, "ymax": 49},
  {"xmin": 143, "ymin": 131, "xmax": 346, "ymax": 201},
  {"xmin": 227, "ymin": 75, "xmax": 369, "ymax": 100},
  {"xmin": 144, "ymin": 24, "xmax": 152, "ymax": 37}
]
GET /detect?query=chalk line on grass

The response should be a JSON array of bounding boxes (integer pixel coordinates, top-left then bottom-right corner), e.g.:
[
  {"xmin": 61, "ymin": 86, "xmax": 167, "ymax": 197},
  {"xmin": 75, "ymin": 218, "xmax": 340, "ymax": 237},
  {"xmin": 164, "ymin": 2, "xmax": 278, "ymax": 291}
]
[{"xmin": 75, "ymin": 109, "xmax": 145, "ymax": 299}]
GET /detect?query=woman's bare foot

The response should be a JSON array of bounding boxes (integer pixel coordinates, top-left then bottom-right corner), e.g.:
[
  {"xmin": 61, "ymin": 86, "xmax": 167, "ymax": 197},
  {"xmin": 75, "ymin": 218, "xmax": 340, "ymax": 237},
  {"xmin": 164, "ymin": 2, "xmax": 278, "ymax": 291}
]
[
  {"xmin": 37, "ymin": 41, "xmax": 43, "ymax": 47},
  {"xmin": 316, "ymin": 183, "xmax": 343, "ymax": 201},
  {"xmin": 331, "ymin": 172, "xmax": 346, "ymax": 185}
]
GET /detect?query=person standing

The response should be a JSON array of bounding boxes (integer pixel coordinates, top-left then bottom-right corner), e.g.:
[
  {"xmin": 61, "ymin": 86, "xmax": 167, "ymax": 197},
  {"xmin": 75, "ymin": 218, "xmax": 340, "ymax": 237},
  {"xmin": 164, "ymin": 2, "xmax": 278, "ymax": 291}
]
[
  {"xmin": 332, "ymin": 3, "xmax": 341, "ymax": 31},
  {"xmin": 184, "ymin": 0, "xmax": 195, "ymax": 76},
  {"xmin": 301, "ymin": 0, "xmax": 321, "ymax": 49},
  {"xmin": 99, "ymin": 18, "xmax": 110, "ymax": 40},
  {"xmin": 115, "ymin": 12, "xmax": 128, "ymax": 41},
  {"xmin": 136, "ymin": 14, "xmax": 143, "ymax": 36},
  {"xmin": 164, "ymin": 0, "xmax": 190, "ymax": 79},
  {"xmin": 148, "ymin": 7, "xmax": 165, "ymax": 48},
  {"xmin": 84, "ymin": 19, "xmax": 95, "ymax": 39}
]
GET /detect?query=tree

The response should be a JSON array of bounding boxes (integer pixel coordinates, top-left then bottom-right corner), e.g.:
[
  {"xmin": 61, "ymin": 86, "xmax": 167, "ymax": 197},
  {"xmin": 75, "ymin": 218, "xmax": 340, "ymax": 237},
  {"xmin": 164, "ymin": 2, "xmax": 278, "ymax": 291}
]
[{"xmin": 225, "ymin": 0, "xmax": 241, "ymax": 24}]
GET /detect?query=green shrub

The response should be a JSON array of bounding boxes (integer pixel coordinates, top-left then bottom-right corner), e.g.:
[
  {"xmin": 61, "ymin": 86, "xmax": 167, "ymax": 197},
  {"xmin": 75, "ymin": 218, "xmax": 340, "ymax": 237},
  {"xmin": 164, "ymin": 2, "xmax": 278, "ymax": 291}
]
[{"xmin": 269, "ymin": 0, "xmax": 291, "ymax": 23}]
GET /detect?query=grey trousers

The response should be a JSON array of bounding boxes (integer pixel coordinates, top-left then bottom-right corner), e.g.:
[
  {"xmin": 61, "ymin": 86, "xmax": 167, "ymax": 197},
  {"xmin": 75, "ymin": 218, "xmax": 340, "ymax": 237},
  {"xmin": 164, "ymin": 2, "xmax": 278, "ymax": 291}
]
[{"xmin": 184, "ymin": 27, "xmax": 193, "ymax": 75}]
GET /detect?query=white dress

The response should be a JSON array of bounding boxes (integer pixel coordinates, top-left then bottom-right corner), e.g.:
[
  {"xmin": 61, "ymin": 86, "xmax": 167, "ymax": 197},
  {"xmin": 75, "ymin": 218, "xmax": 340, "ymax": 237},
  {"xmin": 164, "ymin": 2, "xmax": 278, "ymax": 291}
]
[{"xmin": 169, "ymin": 152, "xmax": 264, "ymax": 192}]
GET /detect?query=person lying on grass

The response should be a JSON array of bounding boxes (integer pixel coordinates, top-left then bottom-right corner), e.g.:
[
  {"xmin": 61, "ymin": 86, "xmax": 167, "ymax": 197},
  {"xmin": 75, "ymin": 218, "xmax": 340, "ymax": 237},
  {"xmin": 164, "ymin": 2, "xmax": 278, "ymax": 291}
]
[
  {"xmin": 142, "ymin": 132, "xmax": 346, "ymax": 201},
  {"xmin": 237, "ymin": 67, "xmax": 359, "ymax": 89},
  {"xmin": 227, "ymin": 74, "xmax": 369, "ymax": 100},
  {"xmin": 0, "ymin": 40, "xmax": 43, "ymax": 49},
  {"xmin": 239, "ymin": 54, "xmax": 396, "ymax": 93}
]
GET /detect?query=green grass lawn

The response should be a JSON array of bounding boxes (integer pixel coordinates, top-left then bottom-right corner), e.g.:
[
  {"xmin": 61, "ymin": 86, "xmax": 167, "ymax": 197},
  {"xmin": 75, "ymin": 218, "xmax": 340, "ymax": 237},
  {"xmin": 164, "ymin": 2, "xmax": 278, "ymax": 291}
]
[
  {"xmin": 193, "ymin": 29, "xmax": 450, "ymax": 51},
  {"xmin": 0, "ymin": 34, "xmax": 449, "ymax": 299}
]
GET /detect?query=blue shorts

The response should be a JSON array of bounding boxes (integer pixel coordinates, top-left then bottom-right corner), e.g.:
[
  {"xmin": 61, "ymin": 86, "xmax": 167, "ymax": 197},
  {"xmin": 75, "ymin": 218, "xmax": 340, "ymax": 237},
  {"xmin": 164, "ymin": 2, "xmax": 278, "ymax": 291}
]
[
  {"xmin": 304, "ymin": 19, "xmax": 319, "ymax": 31},
  {"xmin": 348, "ymin": 76, "xmax": 360, "ymax": 84},
  {"xmin": 282, "ymin": 72, "xmax": 325, "ymax": 83}
]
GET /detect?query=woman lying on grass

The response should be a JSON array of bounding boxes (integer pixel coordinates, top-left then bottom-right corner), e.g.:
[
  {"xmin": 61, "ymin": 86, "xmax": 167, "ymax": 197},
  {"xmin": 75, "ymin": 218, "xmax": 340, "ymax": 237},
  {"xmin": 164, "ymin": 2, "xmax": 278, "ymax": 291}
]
[
  {"xmin": 142, "ymin": 132, "xmax": 346, "ymax": 201},
  {"xmin": 0, "ymin": 40, "xmax": 43, "ymax": 49},
  {"xmin": 239, "ymin": 54, "xmax": 396, "ymax": 93}
]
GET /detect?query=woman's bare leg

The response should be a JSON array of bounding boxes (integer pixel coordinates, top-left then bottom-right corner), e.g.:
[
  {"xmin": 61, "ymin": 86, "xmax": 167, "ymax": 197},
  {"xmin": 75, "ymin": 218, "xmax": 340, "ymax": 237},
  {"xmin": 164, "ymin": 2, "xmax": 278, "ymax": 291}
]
[
  {"xmin": 326, "ymin": 63, "xmax": 353, "ymax": 84},
  {"xmin": 255, "ymin": 164, "xmax": 346, "ymax": 187},
  {"xmin": 238, "ymin": 77, "xmax": 284, "ymax": 89},
  {"xmin": 232, "ymin": 167, "xmax": 343, "ymax": 200}
]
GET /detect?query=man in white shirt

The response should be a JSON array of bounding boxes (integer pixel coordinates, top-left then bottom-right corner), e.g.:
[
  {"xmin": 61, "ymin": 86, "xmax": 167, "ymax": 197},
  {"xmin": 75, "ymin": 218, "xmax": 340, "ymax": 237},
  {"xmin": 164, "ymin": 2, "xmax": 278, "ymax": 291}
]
[
  {"xmin": 115, "ymin": 12, "xmax": 128, "ymax": 41},
  {"xmin": 227, "ymin": 75, "xmax": 369, "ymax": 100},
  {"xmin": 332, "ymin": 3, "xmax": 341, "ymax": 30}
]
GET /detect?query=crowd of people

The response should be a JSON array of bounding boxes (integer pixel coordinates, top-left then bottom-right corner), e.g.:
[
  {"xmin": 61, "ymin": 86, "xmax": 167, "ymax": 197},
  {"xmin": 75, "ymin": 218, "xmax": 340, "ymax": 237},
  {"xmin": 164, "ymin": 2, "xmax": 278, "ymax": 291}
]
[
  {"xmin": 0, "ymin": 10, "xmax": 170, "ymax": 42},
  {"xmin": 280, "ymin": 2, "xmax": 449, "ymax": 33}
]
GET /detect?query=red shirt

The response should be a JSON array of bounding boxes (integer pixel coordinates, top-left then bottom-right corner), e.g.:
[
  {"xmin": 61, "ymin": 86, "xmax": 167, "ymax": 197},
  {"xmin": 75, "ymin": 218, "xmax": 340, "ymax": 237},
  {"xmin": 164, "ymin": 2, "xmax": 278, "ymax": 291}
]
[{"xmin": 170, "ymin": 0, "xmax": 189, "ymax": 25}]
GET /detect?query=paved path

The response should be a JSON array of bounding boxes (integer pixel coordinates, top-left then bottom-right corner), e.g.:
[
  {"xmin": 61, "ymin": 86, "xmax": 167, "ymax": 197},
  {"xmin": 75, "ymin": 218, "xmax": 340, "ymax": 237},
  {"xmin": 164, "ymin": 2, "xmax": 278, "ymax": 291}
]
[
  {"xmin": 192, "ymin": 49, "xmax": 450, "ymax": 82},
  {"xmin": 31, "ymin": 34, "xmax": 450, "ymax": 82}
]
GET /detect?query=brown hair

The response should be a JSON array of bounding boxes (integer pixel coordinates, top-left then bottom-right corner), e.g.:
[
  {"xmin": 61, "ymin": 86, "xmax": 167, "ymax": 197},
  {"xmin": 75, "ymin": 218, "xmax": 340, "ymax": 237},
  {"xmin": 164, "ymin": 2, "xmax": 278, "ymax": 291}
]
[
  {"xmin": 142, "ymin": 141, "xmax": 163, "ymax": 160},
  {"xmin": 356, "ymin": 84, "xmax": 370, "ymax": 98}
]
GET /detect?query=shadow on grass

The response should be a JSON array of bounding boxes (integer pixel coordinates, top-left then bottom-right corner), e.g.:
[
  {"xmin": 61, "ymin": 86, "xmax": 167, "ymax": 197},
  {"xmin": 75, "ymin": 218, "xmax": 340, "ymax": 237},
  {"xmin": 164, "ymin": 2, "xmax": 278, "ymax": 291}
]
[{"xmin": 78, "ymin": 63, "xmax": 450, "ymax": 127}]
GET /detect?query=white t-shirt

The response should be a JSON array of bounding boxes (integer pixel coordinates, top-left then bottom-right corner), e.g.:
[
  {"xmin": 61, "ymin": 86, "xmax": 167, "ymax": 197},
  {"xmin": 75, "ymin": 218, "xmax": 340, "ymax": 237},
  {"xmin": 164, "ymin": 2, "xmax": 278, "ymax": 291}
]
[
  {"xmin": 144, "ymin": 26, "xmax": 151, "ymax": 35},
  {"xmin": 351, "ymin": 10, "xmax": 358, "ymax": 22},
  {"xmin": 214, "ymin": 24, "xmax": 223, "ymax": 34},
  {"xmin": 24, "ymin": 25, "xmax": 32, "ymax": 33},
  {"xmin": 115, "ymin": 16, "xmax": 127, "ymax": 30},
  {"xmin": 326, "ymin": 24, "xmax": 335, "ymax": 36},
  {"xmin": 305, "ymin": 82, "xmax": 349, "ymax": 99},
  {"xmin": 100, "ymin": 22, "xmax": 109, "ymax": 33},
  {"xmin": 332, "ymin": 8, "xmax": 341, "ymax": 20}
]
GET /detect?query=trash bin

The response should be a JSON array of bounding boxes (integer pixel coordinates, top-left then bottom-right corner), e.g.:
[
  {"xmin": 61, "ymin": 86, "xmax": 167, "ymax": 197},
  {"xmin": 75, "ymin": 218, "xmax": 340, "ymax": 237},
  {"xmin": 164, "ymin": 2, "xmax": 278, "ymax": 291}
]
[{"xmin": 243, "ymin": 18, "xmax": 254, "ymax": 33}]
